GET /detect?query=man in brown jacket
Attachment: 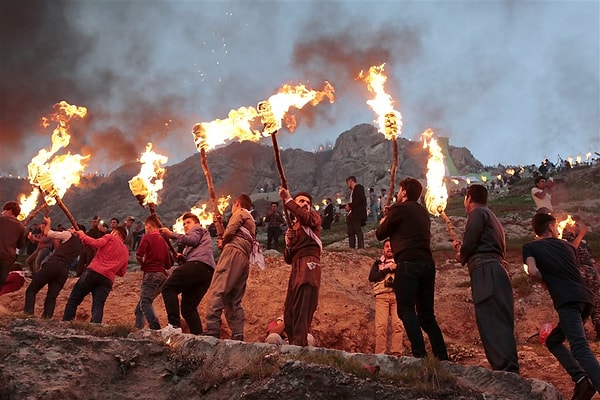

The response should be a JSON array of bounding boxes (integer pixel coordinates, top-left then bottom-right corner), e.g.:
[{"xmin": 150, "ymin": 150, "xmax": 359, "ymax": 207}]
[{"xmin": 279, "ymin": 188, "xmax": 322, "ymax": 346}]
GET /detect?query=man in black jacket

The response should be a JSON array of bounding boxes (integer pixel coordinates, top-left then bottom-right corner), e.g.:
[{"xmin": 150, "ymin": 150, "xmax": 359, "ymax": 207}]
[
  {"xmin": 376, "ymin": 177, "xmax": 448, "ymax": 360},
  {"xmin": 344, "ymin": 176, "xmax": 367, "ymax": 249}
]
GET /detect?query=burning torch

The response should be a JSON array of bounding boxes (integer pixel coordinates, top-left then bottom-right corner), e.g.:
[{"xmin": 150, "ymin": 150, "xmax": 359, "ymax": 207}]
[
  {"xmin": 37, "ymin": 171, "xmax": 80, "ymax": 230},
  {"xmin": 192, "ymin": 123, "xmax": 226, "ymax": 238},
  {"xmin": 128, "ymin": 144, "xmax": 178, "ymax": 258},
  {"xmin": 422, "ymin": 129, "xmax": 458, "ymax": 243},
  {"xmin": 360, "ymin": 64, "xmax": 403, "ymax": 211},
  {"xmin": 257, "ymin": 100, "xmax": 292, "ymax": 227}
]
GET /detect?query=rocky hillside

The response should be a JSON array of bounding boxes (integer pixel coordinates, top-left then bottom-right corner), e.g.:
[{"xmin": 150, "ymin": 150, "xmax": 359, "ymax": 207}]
[{"xmin": 1, "ymin": 123, "xmax": 482, "ymax": 227}]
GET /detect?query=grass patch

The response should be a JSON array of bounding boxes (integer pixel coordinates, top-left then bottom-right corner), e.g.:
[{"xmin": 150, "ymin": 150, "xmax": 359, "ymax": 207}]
[
  {"xmin": 287, "ymin": 352, "xmax": 464, "ymax": 397},
  {"xmin": 393, "ymin": 356, "xmax": 462, "ymax": 396},
  {"xmin": 67, "ymin": 321, "xmax": 135, "ymax": 337}
]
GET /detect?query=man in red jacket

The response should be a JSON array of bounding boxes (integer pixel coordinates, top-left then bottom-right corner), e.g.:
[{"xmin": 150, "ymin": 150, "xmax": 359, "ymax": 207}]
[{"xmin": 134, "ymin": 215, "xmax": 172, "ymax": 330}]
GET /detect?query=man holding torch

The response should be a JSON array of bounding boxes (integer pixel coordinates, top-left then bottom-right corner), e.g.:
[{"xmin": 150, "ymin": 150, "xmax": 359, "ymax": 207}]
[
  {"xmin": 24, "ymin": 216, "xmax": 83, "ymax": 319},
  {"xmin": 158, "ymin": 212, "xmax": 215, "ymax": 336},
  {"xmin": 376, "ymin": 177, "xmax": 448, "ymax": 361},
  {"xmin": 523, "ymin": 213, "xmax": 600, "ymax": 397},
  {"xmin": 279, "ymin": 187, "xmax": 322, "ymax": 346},
  {"xmin": 452, "ymin": 184, "xmax": 519, "ymax": 373},
  {"xmin": 204, "ymin": 194, "xmax": 255, "ymax": 340}
]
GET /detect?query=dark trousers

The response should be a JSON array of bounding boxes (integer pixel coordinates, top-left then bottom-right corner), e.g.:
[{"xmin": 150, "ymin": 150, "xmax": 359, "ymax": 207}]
[
  {"xmin": 284, "ymin": 255, "xmax": 321, "ymax": 346},
  {"xmin": 24, "ymin": 260, "xmax": 69, "ymax": 318},
  {"xmin": 267, "ymin": 227, "xmax": 281, "ymax": 250},
  {"xmin": 346, "ymin": 218, "xmax": 364, "ymax": 249},
  {"xmin": 470, "ymin": 260, "xmax": 519, "ymax": 373},
  {"xmin": 63, "ymin": 269, "xmax": 112, "ymax": 323},
  {"xmin": 546, "ymin": 302, "xmax": 600, "ymax": 391},
  {"xmin": 162, "ymin": 261, "xmax": 213, "ymax": 334},
  {"xmin": 0, "ymin": 258, "xmax": 13, "ymax": 288},
  {"xmin": 395, "ymin": 260, "xmax": 448, "ymax": 360}
]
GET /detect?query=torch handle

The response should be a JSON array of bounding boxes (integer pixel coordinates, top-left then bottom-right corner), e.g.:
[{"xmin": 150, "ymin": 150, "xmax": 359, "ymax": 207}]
[
  {"xmin": 22, "ymin": 203, "xmax": 47, "ymax": 226},
  {"xmin": 148, "ymin": 204, "xmax": 179, "ymax": 258},
  {"xmin": 439, "ymin": 209, "xmax": 458, "ymax": 242},
  {"xmin": 270, "ymin": 131, "xmax": 293, "ymax": 227},
  {"xmin": 54, "ymin": 196, "xmax": 80, "ymax": 231},
  {"xmin": 200, "ymin": 148, "xmax": 225, "ymax": 238},
  {"xmin": 386, "ymin": 137, "xmax": 398, "ymax": 207}
]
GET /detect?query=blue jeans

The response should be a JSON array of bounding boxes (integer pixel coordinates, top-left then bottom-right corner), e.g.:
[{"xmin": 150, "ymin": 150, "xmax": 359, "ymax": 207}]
[
  {"xmin": 63, "ymin": 269, "xmax": 112, "ymax": 323},
  {"xmin": 547, "ymin": 302, "xmax": 600, "ymax": 392},
  {"xmin": 395, "ymin": 260, "xmax": 448, "ymax": 360},
  {"xmin": 134, "ymin": 272, "xmax": 167, "ymax": 329}
]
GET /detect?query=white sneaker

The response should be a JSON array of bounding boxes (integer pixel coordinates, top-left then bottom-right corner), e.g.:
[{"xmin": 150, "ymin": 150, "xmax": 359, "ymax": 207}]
[{"xmin": 160, "ymin": 324, "xmax": 182, "ymax": 338}]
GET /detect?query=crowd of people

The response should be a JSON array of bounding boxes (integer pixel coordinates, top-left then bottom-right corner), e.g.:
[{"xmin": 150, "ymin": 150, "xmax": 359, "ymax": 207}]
[{"xmin": 1, "ymin": 164, "xmax": 599, "ymax": 399}]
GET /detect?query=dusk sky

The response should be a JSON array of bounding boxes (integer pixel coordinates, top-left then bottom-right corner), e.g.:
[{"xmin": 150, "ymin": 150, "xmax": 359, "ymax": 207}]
[{"xmin": 1, "ymin": 0, "xmax": 598, "ymax": 176}]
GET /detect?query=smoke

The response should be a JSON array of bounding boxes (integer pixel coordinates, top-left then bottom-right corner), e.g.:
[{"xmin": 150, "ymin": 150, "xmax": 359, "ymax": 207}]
[{"xmin": 1, "ymin": 1, "xmax": 597, "ymax": 177}]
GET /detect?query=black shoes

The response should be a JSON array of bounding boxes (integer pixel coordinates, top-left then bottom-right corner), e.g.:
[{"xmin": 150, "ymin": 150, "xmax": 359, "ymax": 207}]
[{"xmin": 572, "ymin": 377, "xmax": 596, "ymax": 400}]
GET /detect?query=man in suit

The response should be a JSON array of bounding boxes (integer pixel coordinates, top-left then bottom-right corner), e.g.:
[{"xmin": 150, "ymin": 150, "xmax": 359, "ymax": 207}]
[{"xmin": 344, "ymin": 176, "xmax": 367, "ymax": 249}]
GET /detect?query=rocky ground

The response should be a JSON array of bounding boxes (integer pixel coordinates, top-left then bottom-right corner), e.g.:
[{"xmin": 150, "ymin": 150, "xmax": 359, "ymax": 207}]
[{"xmin": 1, "ymin": 170, "xmax": 599, "ymax": 399}]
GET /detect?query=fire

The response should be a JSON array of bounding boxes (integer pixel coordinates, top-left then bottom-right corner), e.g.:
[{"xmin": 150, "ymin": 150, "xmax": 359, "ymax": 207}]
[
  {"xmin": 192, "ymin": 106, "xmax": 260, "ymax": 151},
  {"xmin": 192, "ymin": 82, "xmax": 334, "ymax": 150},
  {"xmin": 217, "ymin": 195, "xmax": 231, "ymax": 214},
  {"xmin": 358, "ymin": 63, "xmax": 403, "ymax": 140},
  {"xmin": 27, "ymin": 101, "xmax": 89, "ymax": 205},
  {"xmin": 505, "ymin": 168, "xmax": 515, "ymax": 176},
  {"xmin": 557, "ymin": 214, "xmax": 576, "ymax": 239},
  {"xmin": 259, "ymin": 82, "xmax": 335, "ymax": 134},
  {"xmin": 421, "ymin": 128, "xmax": 448, "ymax": 216},
  {"xmin": 586, "ymin": 152, "xmax": 592, "ymax": 161},
  {"xmin": 17, "ymin": 188, "xmax": 39, "ymax": 221},
  {"xmin": 128, "ymin": 143, "xmax": 168, "ymax": 207},
  {"xmin": 172, "ymin": 195, "xmax": 231, "ymax": 233}
]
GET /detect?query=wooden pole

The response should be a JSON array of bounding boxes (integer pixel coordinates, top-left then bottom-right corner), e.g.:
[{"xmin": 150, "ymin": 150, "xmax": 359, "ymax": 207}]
[
  {"xmin": 438, "ymin": 207, "xmax": 458, "ymax": 242},
  {"xmin": 385, "ymin": 112, "xmax": 399, "ymax": 208},
  {"xmin": 22, "ymin": 204, "xmax": 47, "ymax": 226},
  {"xmin": 258, "ymin": 100, "xmax": 293, "ymax": 227},
  {"xmin": 199, "ymin": 147, "xmax": 225, "ymax": 238},
  {"xmin": 54, "ymin": 196, "xmax": 80, "ymax": 231},
  {"xmin": 148, "ymin": 203, "xmax": 179, "ymax": 258},
  {"xmin": 386, "ymin": 136, "xmax": 398, "ymax": 207}
]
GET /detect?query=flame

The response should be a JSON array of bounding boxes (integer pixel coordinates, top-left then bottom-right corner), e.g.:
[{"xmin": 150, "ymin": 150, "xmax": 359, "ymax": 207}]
[
  {"xmin": 217, "ymin": 195, "xmax": 231, "ymax": 214},
  {"xmin": 192, "ymin": 106, "xmax": 260, "ymax": 151},
  {"xmin": 358, "ymin": 63, "xmax": 403, "ymax": 140},
  {"xmin": 192, "ymin": 82, "xmax": 334, "ymax": 150},
  {"xmin": 586, "ymin": 152, "xmax": 592, "ymax": 161},
  {"xmin": 576, "ymin": 155, "xmax": 582, "ymax": 164},
  {"xmin": 505, "ymin": 168, "xmax": 515, "ymax": 176},
  {"xmin": 17, "ymin": 188, "xmax": 39, "ymax": 221},
  {"xmin": 259, "ymin": 82, "xmax": 335, "ymax": 134},
  {"xmin": 27, "ymin": 101, "xmax": 89, "ymax": 205},
  {"xmin": 567, "ymin": 157, "xmax": 574, "ymax": 167},
  {"xmin": 172, "ymin": 195, "xmax": 231, "ymax": 233},
  {"xmin": 557, "ymin": 214, "xmax": 576, "ymax": 239},
  {"xmin": 128, "ymin": 143, "xmax": 168, "ymax": 206},
  {"xmin": 422, "ymin": 128, "xmax": 448, "ymax": 216}
]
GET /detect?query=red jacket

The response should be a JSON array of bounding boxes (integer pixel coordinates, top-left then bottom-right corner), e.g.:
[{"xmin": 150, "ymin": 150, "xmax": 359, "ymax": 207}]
[{"xmin": 80, "ymin": 233, "xmax": 128, "ymax": 282}]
